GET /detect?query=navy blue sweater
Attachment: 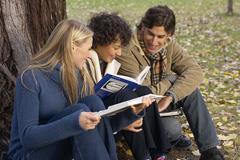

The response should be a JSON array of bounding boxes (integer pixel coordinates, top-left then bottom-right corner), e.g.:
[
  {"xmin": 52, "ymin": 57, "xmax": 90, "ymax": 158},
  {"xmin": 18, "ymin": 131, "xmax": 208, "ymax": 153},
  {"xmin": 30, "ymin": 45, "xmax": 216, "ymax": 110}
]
[
  {"xmin": 8, "ymin": 66, "xmax": 87, "ymax": 157},
  {"xmin": 8, "ymin": 65, "xmax": 142, "ymax": 158}
]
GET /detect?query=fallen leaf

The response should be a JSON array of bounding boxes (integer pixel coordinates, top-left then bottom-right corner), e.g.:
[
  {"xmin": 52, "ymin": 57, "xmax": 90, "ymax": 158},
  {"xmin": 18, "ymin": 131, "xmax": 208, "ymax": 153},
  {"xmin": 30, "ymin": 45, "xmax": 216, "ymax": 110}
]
[
  {"xmin": 218, "ymin": 134, "xmax": 237, "ymax": 141},
  {"xmin": 192, "ymin": 150, "xmax": 200, "ymax": 156},
  {"xmin": 223, "ymin": 141, "xmax": 233, "ymax": 147},
  {"xmin": 188, "ymin": 133, "xmax": 194, "ymax": 138},
  {"xmin": 217, "ymin": 122, "xmax": 223, "ymax": 126},
  {"xmin": 222, "ymin": 116, "xmax": 228, "ymax": 122}
]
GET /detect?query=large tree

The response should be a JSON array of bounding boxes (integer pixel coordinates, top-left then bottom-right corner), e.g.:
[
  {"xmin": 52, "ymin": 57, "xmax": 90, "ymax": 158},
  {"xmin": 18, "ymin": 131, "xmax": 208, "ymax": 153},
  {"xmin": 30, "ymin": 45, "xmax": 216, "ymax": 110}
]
[{"xmin": 0, "ymin": 0, "xmax": 66, "ymax": 152}]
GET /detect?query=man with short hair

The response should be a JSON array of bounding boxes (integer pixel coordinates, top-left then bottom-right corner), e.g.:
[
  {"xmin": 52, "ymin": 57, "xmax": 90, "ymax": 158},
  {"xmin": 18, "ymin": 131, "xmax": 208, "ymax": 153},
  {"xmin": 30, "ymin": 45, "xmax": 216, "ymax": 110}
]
[{"xmin": 117, "ymin": 5, "xmax": 224, "ymax": 160}]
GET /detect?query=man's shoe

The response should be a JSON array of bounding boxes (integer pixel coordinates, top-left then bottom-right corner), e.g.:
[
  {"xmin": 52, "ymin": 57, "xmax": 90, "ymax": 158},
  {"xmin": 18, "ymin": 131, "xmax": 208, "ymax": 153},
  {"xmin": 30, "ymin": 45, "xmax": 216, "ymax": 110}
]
[
  {"xmin": 171, "ymin": 135, "xmax": 192, "ymax": 149},
  {"xmin": 200, "ymin": 147, "xmax": 224, "ymax": 160}
]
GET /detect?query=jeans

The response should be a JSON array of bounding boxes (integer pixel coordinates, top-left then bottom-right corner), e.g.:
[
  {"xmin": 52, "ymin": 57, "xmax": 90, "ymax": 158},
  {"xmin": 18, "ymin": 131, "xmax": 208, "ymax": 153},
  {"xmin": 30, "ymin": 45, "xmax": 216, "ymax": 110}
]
[
  {"xmin": 172, "ymin": 88, "xmax": 219, "ymax": 152},
  {"xmin": 15, "ymin": 96, "xmax": 118, "ymax": 160},
  {"xmin": 104, "ymin": 86, "xmax": 171, "ymax": 160},
  {"xmin": 160, "ymin": 117, "xmax": 182, "ymax": 142}
]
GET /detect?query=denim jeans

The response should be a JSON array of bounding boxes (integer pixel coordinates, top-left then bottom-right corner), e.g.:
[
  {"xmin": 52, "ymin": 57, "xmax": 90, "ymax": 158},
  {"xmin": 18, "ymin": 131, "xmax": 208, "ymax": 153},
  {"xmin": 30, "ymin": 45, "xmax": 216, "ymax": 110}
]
[
  {"xmin": 104, "ymin": 86, "xmax": 171, "ymax": 160},
  {"xmin": 170, "ymin": 88, "xmax": 219, "ymax": 152},
  {"xmin": 14, "ymin": 96, "xmax": 118, "ymax": 160},
  {"xmin": 160, "ymin": 117, "xmax": 182, "ymax": 142}
]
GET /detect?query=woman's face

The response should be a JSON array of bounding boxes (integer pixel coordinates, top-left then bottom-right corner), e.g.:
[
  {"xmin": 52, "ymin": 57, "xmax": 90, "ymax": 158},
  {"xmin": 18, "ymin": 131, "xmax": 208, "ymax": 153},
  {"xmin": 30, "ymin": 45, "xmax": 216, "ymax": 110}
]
[
  {"xmin": 95, "ymin": 39, "xmax": 122, "ymax": 63},
  {"xmin": 72, "ymin": 37, "xmax": 93, "ymax": 69}
]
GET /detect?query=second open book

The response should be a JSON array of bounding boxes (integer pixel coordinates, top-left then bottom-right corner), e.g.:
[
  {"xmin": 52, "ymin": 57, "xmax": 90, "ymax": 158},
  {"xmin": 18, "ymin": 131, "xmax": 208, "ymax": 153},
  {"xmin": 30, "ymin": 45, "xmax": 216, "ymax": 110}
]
[{"xmin": 96, "ymin": 94, "xmax": 165, "ymax": 117}]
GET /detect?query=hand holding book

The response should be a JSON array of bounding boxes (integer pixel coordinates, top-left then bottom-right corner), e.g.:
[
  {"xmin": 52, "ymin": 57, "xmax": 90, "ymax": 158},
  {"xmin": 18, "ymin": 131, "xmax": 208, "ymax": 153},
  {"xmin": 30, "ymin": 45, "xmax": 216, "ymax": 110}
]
[
  {"xmin": 131, "ymin": 96, "xmax": 155, "ymax": 114},
  {"xmin": 157, "ymin": 96, "xmax": 173, "ymax": 112},
  {"xmin": 96, "ymin": 94, "xmax": 165, "ymax": 117},
  {"xmin": 123, "ymin": 118, "xmax": 143, "ymax": 132}
]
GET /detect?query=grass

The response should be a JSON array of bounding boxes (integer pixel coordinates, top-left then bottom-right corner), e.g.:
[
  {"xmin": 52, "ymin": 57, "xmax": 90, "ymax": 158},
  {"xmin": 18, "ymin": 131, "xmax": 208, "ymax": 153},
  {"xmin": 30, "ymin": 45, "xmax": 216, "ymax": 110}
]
[{"xmin": 67, "ymin": 0, "xmax": 240, "ymax": 159}]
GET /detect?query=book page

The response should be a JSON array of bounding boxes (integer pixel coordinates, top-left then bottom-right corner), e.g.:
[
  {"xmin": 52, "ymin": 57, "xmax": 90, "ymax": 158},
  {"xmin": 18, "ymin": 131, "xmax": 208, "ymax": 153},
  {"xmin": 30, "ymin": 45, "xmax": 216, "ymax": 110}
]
[
  {"xmin": 114, "ymin": 75, "xmax": 138, "ymax": 84},
  {"xmin": 115, "ymin": 66, "xmax": 150, "ymax": 84},
  {"xmin": 135, "ymin": 66, "xmax": 150, "ymax": 84},
  {"xmin": 104, "ymin": 59, "xmax": 121, "ymax": 75},
  {"xmin": 96, "ymin": 94, "xmax": 165, "ymax": 117}
]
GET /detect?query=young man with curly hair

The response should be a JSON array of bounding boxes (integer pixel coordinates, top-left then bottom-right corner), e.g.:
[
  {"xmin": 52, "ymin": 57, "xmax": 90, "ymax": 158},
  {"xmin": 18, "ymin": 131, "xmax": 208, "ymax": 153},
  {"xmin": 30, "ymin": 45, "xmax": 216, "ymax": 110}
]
[
  {"xmin": 87, "ymin": 12, "xmax": 172, "ymax": 160},
  {"xmin": 116, "ymin": 5, "xmax": 224, "ymax": 160}
]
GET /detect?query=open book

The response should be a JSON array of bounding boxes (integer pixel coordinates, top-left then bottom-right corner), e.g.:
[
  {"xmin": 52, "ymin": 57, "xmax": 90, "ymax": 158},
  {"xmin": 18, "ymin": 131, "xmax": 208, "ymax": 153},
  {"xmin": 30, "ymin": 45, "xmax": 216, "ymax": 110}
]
[
  {"xmin": 95, "ymin": 66, "xmax": 150, "ymax": 99},
  {"xmin": 96, "ymin": 94, "xmax": 165, "ymax": 117}
]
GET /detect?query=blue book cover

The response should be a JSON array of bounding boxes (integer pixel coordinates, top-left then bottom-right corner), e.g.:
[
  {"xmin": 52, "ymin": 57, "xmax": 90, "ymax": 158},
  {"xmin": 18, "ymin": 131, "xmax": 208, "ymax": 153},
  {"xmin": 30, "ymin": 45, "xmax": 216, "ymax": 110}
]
[{"xmin": 94, "ymin": 74, "xmax": 140, "ymax": 99}]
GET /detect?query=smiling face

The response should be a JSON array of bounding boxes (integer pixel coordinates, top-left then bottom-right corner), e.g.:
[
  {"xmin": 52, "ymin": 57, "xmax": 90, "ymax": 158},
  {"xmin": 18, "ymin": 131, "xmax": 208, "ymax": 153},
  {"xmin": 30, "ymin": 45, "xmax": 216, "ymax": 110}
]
[
  {"xmin": 72, "ymin": 37, "xmax": 93, "ymax": 69},
  {"xmin": 95, "ymin": 39, "xmax": 122, "ymax": 63},
  {"xmin": 142, "ymin": 26, "xmax": 171, "ymax": 54}
]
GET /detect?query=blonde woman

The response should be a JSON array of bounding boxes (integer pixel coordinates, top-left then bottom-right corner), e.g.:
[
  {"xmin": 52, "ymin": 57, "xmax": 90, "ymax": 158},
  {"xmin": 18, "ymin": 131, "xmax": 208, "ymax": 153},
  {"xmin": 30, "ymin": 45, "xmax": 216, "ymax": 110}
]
[{"xmin": 8, "ymin": 20, "xmax": 148, "ymax": 160}]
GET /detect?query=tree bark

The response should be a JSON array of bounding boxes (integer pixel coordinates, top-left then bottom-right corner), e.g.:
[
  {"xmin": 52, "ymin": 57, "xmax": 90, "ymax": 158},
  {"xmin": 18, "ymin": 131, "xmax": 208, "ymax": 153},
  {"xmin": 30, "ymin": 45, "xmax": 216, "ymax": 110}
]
[
  {"xmin": 227, "ymin": 0, "xmax": 233, "ymax": 15},
  {"xmin": 0, "ymin": 0, "xmax": 66, "ymax": 151}
]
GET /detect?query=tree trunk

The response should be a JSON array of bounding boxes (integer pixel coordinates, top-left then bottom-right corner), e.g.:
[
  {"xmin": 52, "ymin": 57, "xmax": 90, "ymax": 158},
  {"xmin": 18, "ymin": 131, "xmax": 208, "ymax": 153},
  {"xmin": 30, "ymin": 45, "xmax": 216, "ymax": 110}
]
[
  {"xmin": 0, "ymin": 0, "xmax": 66, "ymax": 152},
  {"xmin": 227, "ymin": 0, "xmax": 233, "ymax": 15}
]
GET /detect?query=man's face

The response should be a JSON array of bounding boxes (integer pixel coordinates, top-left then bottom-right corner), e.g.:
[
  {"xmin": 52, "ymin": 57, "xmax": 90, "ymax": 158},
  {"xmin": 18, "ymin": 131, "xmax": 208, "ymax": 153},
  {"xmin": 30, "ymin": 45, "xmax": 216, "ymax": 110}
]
[
  {"xmin": 95, "ymin": 39, "xmax": 122, "ymax": 63},
  {"xmin": 142, "ymin": 26, "xmax": 170, "ymax": 54}
]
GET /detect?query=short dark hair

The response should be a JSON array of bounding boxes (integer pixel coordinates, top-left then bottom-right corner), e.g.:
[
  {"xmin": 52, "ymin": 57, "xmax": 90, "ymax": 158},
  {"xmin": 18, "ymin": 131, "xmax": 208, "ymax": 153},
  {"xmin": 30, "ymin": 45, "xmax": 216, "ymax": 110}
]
[
  {"xmin": 138, "ymin": 5, "xmax": 176, "ymax": 35},
  {"xmin": 88, "ymin": 12, "xmax": 132, "ymax": 48}
]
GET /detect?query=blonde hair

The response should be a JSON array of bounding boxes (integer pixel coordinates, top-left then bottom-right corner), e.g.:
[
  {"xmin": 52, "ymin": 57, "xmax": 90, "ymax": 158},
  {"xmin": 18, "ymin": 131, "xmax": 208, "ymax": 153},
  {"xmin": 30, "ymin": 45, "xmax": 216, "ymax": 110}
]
[{"xmin": 22, "ymin": 19, "xmax": 94, "ymax": 104}]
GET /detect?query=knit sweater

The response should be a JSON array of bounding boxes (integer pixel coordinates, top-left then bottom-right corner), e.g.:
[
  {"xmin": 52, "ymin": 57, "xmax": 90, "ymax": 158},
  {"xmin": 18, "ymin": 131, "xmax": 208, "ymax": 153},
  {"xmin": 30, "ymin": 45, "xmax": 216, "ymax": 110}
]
[{"xmin": 8, "ymin": 65, "xmax": 87, "ymax": 158}]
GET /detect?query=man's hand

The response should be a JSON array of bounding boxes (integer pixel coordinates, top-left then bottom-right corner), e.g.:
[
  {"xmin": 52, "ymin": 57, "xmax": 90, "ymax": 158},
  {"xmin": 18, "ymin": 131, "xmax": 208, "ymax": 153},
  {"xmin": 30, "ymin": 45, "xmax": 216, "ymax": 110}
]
[
  {"xmin": 131, "ymin": 97, "xmax": 153, "ymax": 114},
  {"xmin": 158, "ymin": 96, "xmax": 173, "ymax": 112},
  {"xmin": 79, "ymin": 112, "xmax": 101, "ymax": 131},
  {"xmin": 123, "ymin": 118, "xmax": 143, "ymax": 132}
]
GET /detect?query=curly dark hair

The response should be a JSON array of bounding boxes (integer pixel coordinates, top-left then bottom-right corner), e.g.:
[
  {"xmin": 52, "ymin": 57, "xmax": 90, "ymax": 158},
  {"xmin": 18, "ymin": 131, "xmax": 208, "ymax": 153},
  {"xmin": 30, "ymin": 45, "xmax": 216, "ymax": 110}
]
[
  {"xmin": 138, "ymin": 5, "xmax": 176, "ymax": 35},
  {"xmin": 88, "ymin": 12, "xmax": 132, "ymax": 48}
]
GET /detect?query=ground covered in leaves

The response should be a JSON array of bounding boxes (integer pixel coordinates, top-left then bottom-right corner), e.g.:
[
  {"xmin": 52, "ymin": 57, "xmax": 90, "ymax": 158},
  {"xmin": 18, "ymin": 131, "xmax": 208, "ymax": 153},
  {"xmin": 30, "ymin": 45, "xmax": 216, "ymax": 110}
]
[
  {"xmin": 67, "ymin": 0, "xmax": 239, "ymax": 159},
  {"xmin": 0, "ymin": 0, "xmax": 239, "ymax": 159}
]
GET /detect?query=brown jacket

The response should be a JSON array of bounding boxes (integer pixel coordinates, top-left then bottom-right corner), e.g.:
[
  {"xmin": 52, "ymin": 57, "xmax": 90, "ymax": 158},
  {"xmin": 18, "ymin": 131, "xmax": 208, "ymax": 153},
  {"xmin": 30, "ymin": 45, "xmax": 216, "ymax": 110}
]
[{"xmin": 116, "ymin": 33, "xmax": 203, "ymax": 102}]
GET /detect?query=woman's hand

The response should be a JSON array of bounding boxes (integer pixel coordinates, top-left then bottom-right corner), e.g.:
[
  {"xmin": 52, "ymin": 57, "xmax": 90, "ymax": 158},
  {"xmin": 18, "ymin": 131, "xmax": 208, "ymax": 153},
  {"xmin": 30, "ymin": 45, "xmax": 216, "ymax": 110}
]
[
  {"xmin": 123, "ymin": 118, "xmax": 143, "ymax": 132},
  {"xmin": 158, "ymin": 96, "xmax": 173, "ymax": 112},
  {"xmin": 79, "ymin": 112, "xmax": 101, "ymax": 131},
  {"xmin": 131, "ymin": 97, "xmax": 153, "ymax": 114}
]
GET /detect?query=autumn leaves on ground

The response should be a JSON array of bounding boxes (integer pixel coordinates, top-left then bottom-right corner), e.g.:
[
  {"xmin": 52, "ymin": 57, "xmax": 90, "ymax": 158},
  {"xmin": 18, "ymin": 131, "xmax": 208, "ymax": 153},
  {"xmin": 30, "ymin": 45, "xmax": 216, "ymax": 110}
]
[{"xmin": 67, "ymin": 0, "xmax": 240, "ymax": 159}]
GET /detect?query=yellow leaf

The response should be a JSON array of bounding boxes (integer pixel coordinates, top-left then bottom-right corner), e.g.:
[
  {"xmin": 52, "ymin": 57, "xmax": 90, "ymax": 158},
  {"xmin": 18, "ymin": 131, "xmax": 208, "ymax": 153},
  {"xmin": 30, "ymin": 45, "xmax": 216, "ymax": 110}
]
[
  {"xmin": 192, "ymin": 150, "xmax": 200, "ymax": 156},
  {"xmin": 218, "ymin": 134, "xmax": 237, "ymax": 141},
  {"xmin": 217, "ymin": 122, "xmax": 223, "ymax": 126},
  {"xmin": 217, "ymin": 83, "xmax": 226, "ymax": 89},
  {"xmin": 188, "ymin": 133, "xmax": 194, "ymax": 138},
  {"xmin": 227, "ymin": 134, "xmax": 238, "ymax": 140},
  {"xmin": 222, "ymin": 116, "xmax": 228, "ymax": 122},
  {"xmin": 218, "ymin": 134, "xmax": 228, "ymax": 140},
  {"xmin": 223, "ymin": 141, "xmax": 233, "ymax": 147},
  {"xmin": 227, "ymin": 100, "xmax": 237, "ymax": 104},
  {"xmin": 228, "ymin": 126, "xmax": 237, "ymax": 131},
  {"xmin": 126, "ymin": 149, "xmax": 133, "ymax": 156}
]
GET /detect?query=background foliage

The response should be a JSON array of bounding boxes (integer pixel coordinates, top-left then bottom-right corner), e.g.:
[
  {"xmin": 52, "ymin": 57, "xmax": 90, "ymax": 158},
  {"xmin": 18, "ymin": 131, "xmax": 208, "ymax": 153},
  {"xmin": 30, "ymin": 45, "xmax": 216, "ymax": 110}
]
[{"xmin": 67, "ymin": 0, "xmax": 240, "ymax": 159}]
